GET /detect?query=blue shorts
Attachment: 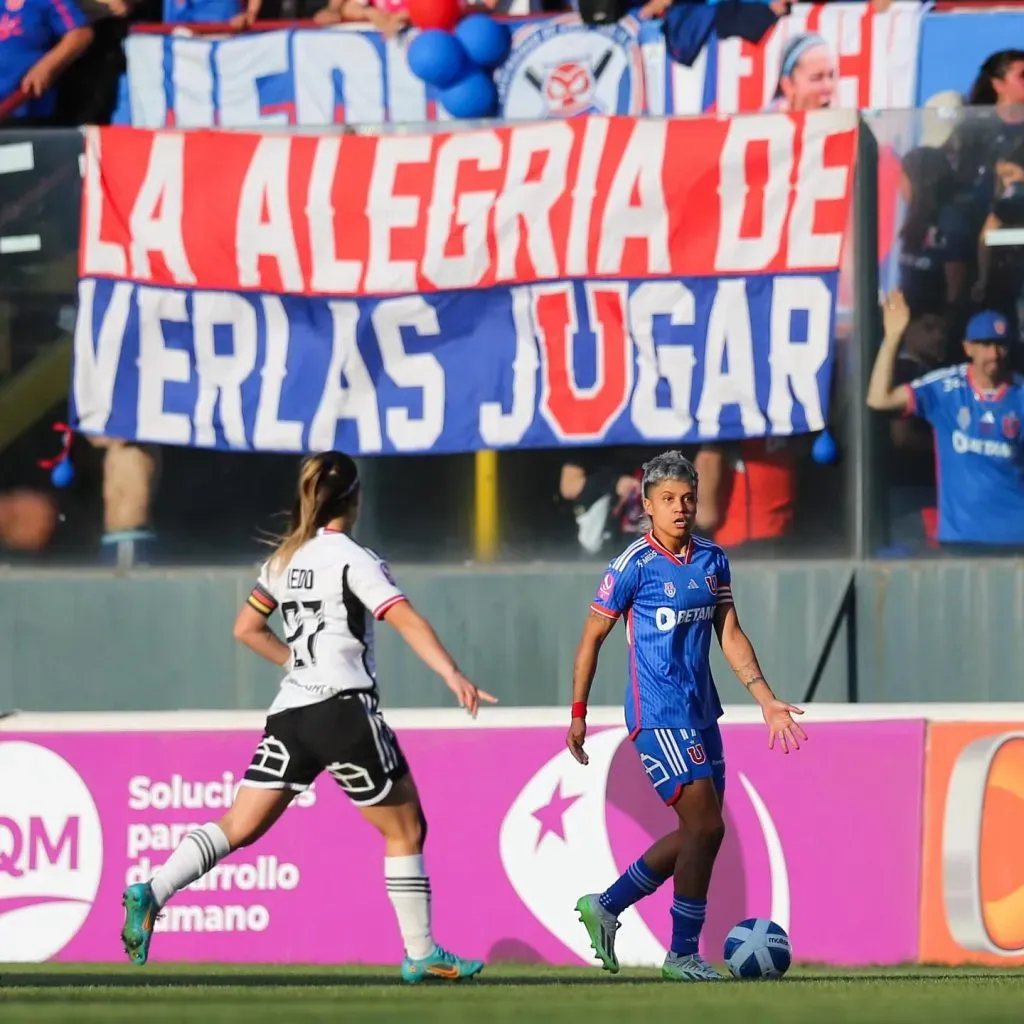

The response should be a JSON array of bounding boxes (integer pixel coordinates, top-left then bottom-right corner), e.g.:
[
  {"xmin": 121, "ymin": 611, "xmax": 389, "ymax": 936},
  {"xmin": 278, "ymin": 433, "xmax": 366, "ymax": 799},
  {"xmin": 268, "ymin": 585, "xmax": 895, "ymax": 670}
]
[{"xmin": 632, "ymin": 723, "xmax": 726, "ymax": 806}]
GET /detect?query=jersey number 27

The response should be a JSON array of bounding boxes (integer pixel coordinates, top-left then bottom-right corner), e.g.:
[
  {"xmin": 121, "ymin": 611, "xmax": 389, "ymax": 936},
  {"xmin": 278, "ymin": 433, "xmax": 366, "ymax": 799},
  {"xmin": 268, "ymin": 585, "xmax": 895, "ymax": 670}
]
[{"xmin": 280, "ymin": 600, "xmax": 325, "ymax": 669}]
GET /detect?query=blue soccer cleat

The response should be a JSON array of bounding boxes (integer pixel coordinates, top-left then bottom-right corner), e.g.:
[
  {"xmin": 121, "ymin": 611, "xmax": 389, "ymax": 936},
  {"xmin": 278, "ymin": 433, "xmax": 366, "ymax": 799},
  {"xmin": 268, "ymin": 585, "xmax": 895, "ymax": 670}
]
[
  {"xmin": 121, "ymin": 882, "xmax": 158, "ymax": 965},
  {"xmin": 400, "ymin": 945, "xmax": 485, "ymax": 984}
]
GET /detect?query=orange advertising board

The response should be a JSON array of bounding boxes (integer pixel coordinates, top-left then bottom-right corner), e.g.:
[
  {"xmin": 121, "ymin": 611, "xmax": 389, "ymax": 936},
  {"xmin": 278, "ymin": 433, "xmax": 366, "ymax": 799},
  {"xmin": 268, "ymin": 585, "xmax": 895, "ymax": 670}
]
[{"xmin": 921, "ymin": 723, "xmax": 1024, "ymax": 964}]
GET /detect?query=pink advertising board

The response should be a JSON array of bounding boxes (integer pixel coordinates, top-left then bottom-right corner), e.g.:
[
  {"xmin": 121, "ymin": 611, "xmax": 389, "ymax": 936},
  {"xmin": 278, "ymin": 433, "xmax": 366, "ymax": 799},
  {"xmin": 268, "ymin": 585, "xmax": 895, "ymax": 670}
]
[{"xmin": 0, "ymin": 714, "xmax": 925, "ymax": 966}]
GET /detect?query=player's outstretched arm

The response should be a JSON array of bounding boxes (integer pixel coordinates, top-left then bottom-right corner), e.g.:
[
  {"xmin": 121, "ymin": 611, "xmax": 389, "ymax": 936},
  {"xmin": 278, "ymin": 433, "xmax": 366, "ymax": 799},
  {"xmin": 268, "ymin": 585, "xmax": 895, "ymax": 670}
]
[
  {"xmin": 566, "ymin": 611, "xmax": 618, "ymax": 765},
  {"xmin": 233, "ymin": 604, "xmax": 291, "ymax": 668},
  {"xmin": 714, "ymin": 603, "xmax": 807, "ymax": 754},
  {"xmin": 381, "ymin": 600, "xmax": 497, "ymax": 717}
]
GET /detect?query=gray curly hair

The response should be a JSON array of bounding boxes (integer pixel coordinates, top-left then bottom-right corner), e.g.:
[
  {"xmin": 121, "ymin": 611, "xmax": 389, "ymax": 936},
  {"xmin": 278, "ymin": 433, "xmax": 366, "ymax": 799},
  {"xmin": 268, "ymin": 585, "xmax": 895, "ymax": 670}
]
[{"xmin": 641, "ymin": 450, "xmax": 699, "ymax": 497}]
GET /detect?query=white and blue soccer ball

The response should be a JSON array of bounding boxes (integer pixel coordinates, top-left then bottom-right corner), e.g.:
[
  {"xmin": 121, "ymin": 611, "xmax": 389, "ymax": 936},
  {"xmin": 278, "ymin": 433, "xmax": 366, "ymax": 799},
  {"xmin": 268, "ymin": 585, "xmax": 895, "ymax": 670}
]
[{"xmin": 723, "ymin": 918, "xmax": 792, "ymax": 979}]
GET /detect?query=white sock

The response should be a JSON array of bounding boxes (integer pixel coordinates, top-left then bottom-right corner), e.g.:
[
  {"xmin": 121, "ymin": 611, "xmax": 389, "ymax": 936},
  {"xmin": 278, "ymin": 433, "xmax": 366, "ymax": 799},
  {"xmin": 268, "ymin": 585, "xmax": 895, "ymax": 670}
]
[
  {"xmin": 385, "ymin": 854, "xmax": 435, "ymax": 960},
  {"xmin": 150, "ymin": 823, "xmax": 230, "ymax": 908}
]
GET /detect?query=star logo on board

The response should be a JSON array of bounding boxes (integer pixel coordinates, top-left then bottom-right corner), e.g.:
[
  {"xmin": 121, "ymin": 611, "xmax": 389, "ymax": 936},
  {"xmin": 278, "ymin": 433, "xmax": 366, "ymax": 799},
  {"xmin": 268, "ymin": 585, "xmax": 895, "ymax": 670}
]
[{"xmin": 531, "ymin": 782, "xmax": 581, "ymax": 850}]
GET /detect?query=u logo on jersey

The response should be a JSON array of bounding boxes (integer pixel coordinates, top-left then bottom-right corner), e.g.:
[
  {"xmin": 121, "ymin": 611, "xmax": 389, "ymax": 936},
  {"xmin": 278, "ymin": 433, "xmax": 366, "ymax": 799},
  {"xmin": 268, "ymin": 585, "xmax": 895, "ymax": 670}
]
[
  {"xmin": 687, "ymin": 743, "xmax": 707, "ymax": 765},
  {"xmin": 1003, "ymin": 412, "xmax": 1020, "ymax": 440},
  {"xmin": 705, "ymin": 575, "xmax": 718, "ymax": 595}
]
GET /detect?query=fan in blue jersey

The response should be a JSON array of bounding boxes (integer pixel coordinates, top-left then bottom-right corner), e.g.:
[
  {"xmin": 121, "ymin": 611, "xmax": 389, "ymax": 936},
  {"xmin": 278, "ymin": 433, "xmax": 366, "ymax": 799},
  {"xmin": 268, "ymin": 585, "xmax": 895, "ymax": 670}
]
[
  {"xmin": 566, "ymin": 450, "xmax": 806, "ymax": 983},
  {"xmin": 868, "ymin": 296, "xmax": 1024, "ymax": 548}
]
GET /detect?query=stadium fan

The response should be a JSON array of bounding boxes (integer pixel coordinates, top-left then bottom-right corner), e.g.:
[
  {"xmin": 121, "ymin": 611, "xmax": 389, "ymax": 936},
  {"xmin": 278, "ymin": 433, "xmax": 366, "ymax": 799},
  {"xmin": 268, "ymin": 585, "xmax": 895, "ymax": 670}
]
[
  {"xmin": 565, "ymin": 450, "xmax": 806, "ymax": 982},
  {"xmin": 692, "ymin": 440, "xmax": 797, "ymax": 555},
  {"xmin": 868, "ymin": 306, "xmax": 1024, "ymax": 550},
  {"xmin": 120, "ymin": 450, "xmax": 495, "ymax": 982},
  {"xmin": 0, "ymin": 0, "xmax": 93, "ymax": 125},
  {"xmin": 558, "ymin": 457, "xmax": 646, "ymax": 558}
]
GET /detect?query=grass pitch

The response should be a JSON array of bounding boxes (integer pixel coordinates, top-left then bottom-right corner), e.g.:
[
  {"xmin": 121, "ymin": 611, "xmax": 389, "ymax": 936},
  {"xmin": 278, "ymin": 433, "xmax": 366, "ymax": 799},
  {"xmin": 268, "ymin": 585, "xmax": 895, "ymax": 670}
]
[{"xmin": 2, "ymin": 963, "xmax": 1023, "ymax": 1022}]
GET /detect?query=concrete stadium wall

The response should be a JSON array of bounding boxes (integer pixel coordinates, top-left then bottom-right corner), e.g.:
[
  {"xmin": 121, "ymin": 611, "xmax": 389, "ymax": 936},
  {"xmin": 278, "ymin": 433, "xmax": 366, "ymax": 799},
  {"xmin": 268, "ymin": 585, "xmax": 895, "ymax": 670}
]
[{"xmin": 0, "ymin": 560, "xmax": 1021, "ymax": 712}]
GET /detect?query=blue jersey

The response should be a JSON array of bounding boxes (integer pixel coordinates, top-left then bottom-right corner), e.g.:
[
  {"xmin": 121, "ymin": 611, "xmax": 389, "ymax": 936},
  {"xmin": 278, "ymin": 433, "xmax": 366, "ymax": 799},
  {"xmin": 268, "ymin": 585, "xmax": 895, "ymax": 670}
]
[
  {"xmin": 908, "ymin": 365, "xmax": 1024, "ymax": 545},
  {"xmin": 590, "ymin": 532, "xmax": 732, "ymax": 735},
  {"xmin": 0, "ymin": 0, "xmax": 88, "ymax": 119}
]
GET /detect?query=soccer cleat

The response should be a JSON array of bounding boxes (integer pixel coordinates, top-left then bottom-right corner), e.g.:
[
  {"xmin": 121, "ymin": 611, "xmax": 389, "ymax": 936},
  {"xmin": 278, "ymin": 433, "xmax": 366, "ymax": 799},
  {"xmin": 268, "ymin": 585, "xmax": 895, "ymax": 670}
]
[
  {"xmin": 121, "ymin": 882, "xmax": 158, "ymax": 966},
  {"xmin": 575, "ymin": 894, "xmax": 621, "ymax": 973},
  {"xmin": 400, "ymin": 945, "xmax": 485, "ymax": 984},
  {"xmin": 662, "ymin": 952, "xmax": 725, "ymax": 981}
]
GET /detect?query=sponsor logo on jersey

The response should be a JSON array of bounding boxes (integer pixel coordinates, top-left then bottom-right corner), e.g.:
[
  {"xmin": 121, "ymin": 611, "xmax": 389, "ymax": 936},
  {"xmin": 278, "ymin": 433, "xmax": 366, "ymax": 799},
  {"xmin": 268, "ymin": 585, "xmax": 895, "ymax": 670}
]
[
  {"xmin": 597, "ymin": 573, "xmax": 615, "ymax": 601},
  {"xmin": 496, "ymin": 16, "xmax": 644, "ymax": 121},
  {"xmin": 0, "ymin": 742, "xmax": 103, "ymax": 961},
  {"xmin": 655, "ymin": 605, "xmax": 715, "ymax": 631},
  {"xmin": 952, "ymin": 431, "xmax": 1013, "ymax": 458}
]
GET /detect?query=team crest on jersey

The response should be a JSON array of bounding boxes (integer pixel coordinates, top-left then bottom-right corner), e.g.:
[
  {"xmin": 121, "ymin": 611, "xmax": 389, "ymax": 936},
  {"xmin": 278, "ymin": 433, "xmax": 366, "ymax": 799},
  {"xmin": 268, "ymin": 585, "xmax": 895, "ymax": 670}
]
[
  {"xmin": 663, "ymin": 582, "xmax": 676, "ymax": 598},
  {"xmin": 957, "ymin": 407, "xmax": 971, "ymax": 430},
  {"xmin": 1003, "ymin": 412, "xmax": 1020, "ymax": 439},
  {"xmin": 705, "ymin": 575, "xmax": 718, "ymax": 595},
  {"xmin": 687, "ymin": 742, "xmax": 707, "ymax": 765}
]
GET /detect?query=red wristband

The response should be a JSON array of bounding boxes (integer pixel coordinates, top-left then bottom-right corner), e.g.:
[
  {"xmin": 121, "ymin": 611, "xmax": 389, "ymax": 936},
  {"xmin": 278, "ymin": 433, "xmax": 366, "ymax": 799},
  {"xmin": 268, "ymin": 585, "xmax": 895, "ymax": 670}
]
[{"xmin": 571, "ymin": 702, "xmax": 587, "ymax": 720}]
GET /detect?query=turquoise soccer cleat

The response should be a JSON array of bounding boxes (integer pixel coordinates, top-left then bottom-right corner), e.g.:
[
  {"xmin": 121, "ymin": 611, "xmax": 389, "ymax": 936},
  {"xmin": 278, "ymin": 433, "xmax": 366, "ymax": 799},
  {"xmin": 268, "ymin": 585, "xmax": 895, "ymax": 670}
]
[
  {"xmin": 121, "ymin": 882, "xmax": 158, "ymax": 966},
  {"xmin": 400, "ymin": 945, "xmax": 485, "ymax": 984}
]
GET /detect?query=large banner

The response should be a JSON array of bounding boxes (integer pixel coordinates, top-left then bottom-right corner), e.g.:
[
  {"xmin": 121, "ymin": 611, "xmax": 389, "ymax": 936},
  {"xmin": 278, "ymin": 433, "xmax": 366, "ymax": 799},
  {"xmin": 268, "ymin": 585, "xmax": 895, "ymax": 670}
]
[
  {"xmin": 116, "ymin": 2, "xmax": 923, "ymax": 128},
  {"xmin": 920, "ymin": 723, "xmax": 1024, "ymax": 966},
  {"xmin": 71, "ymin": 114, "xmax": 856, "ymax": 455},
  {"xmin": 0, "ymin": 719, "xmax": 925, "ymax": 964}
]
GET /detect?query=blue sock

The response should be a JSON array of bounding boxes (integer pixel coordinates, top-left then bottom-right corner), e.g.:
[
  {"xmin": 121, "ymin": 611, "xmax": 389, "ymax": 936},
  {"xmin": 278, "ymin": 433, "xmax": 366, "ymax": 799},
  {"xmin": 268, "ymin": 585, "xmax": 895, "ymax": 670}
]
[
  {"xmin": 670, "ymin": 897, "xmax": 706, "ymax": 956},
  {"xmin": 598, "ymin": 858, "xmax": 668, "ymax": 916}
]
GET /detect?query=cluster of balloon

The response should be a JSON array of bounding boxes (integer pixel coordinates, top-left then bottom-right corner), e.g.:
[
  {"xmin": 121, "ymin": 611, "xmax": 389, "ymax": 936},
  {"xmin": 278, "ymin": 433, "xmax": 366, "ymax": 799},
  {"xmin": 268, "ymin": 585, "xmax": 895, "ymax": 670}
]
[
  {"xmin": 406, "ymin": 11, "xmax": 511, "ymax": 119},
  {"xmin": 38, "ymin": 422, "xmax": 75, "ymax": 488}
]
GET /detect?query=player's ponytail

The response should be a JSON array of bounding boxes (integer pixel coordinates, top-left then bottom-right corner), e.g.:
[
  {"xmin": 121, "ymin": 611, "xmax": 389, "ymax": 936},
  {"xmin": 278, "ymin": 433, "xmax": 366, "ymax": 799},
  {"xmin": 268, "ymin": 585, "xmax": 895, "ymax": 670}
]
[{"xmin": 269, "ymin": 451, "xmax": 360, "ymax": 569}]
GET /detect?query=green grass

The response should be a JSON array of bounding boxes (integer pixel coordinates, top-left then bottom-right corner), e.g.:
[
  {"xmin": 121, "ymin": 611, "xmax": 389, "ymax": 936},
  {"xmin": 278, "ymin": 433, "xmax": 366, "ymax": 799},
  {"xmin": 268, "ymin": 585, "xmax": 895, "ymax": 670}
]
[{"xmin": 2, "ymin": 963, "xmax": 1024, "ymax": 1022}]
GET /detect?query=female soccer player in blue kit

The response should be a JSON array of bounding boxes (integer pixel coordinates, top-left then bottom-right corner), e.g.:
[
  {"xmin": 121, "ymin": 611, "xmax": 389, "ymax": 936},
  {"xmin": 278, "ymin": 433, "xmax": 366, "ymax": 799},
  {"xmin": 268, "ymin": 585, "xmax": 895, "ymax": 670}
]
[{"xmin": 565, "ymin": 450, "xmax": 806, "ymax": 981}]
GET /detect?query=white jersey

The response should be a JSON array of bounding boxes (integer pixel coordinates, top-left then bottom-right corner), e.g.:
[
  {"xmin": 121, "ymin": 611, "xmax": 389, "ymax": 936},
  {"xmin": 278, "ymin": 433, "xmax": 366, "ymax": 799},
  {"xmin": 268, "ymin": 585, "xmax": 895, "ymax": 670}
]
[{"xmin": 248, "ymin": 528, "xmax": 406, "ymax": 714}]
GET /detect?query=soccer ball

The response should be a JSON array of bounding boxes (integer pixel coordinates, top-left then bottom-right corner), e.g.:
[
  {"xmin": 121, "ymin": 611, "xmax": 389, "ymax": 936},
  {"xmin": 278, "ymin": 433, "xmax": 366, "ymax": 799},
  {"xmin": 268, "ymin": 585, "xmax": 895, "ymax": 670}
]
[{"xmin": 723, "ymin": 918, "xmax": 792, "ymax": 979}]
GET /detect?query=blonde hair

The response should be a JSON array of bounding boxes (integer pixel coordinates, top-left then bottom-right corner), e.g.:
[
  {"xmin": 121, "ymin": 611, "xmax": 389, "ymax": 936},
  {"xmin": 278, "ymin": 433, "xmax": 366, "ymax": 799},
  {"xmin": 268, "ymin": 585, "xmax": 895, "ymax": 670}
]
[{"xmin": 270, "ymin": 451, "xmax": 360, "ymax": 569}]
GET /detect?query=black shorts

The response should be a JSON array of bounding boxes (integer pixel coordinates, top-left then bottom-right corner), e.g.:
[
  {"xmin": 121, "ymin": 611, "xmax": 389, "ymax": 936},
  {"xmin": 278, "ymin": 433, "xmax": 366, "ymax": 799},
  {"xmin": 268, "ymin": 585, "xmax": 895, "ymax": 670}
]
[{"xmin": 242, "ymin": 692, "xmax": 409, "ymax": 806}]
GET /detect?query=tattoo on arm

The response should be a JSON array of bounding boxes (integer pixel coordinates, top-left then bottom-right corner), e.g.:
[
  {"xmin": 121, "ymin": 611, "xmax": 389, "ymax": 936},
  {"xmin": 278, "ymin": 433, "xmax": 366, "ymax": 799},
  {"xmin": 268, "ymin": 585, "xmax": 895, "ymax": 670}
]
[{"xmin": 731, "ymin": 658, "xmax": 765, "ymax": 689}]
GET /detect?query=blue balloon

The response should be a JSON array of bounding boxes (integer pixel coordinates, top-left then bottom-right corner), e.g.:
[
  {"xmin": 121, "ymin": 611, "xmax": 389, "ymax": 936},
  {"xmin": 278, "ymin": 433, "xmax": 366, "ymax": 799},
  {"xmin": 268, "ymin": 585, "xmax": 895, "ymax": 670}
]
[
  {"xmin": 454, "ymin": 14, "xmax": 511, "ymax": 70},
  {"xmin": 51, "ymin": 459, "xmax": 75, "ymax": 488},
  {"xmin": 408, "ymin": 30, "xmax": 469, "ymax": 89},
  {"xmin": 811, "ymin": 429, "xmax": 839, "ymax": 465},
  {"xmin": 439, "ymin": 69, "xmax": 498, "ymax": 119}
]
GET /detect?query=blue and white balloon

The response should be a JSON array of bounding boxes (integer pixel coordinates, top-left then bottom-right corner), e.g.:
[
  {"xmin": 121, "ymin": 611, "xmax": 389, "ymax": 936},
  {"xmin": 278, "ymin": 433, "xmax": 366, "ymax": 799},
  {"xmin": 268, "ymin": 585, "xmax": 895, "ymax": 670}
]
[{"xmin": 723, "ymin": 918, "xmax": 792, "ymax": 979}]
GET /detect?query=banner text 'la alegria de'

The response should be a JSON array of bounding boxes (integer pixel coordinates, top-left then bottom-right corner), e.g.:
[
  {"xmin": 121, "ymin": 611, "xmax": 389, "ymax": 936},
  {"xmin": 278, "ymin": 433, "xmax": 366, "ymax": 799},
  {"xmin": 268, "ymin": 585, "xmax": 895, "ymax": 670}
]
[{"xmin": 72, "ymin": 112, "xmax": 857, "ymax": 455}]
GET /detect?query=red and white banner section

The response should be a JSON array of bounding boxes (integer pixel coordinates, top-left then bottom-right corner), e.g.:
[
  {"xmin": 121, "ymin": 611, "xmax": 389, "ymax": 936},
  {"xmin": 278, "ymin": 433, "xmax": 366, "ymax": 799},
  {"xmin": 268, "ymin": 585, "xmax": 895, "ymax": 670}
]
[{"xmin": 73, "ymin": 112, "xmax": 856, "ymax": 455}]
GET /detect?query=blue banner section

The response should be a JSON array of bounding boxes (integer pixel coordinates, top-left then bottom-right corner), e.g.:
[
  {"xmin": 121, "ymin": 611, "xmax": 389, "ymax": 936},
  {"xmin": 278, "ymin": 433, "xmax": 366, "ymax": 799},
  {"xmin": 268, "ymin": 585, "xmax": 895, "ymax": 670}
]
[
  {"xmin": 72, "ymin": 274, "xmax": 837, "ymax": 455},
  {"xmin": 915, "ymin": 8, "xmax": 1024, "ymax": 104}
]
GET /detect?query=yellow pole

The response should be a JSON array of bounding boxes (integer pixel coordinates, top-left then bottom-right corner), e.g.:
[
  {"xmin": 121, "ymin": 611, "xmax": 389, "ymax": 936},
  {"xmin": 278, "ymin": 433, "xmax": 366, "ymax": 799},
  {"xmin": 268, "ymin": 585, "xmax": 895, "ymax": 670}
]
[{"xmin": 474, "ymin": 449, "xmax": 499, "ymax": 562}]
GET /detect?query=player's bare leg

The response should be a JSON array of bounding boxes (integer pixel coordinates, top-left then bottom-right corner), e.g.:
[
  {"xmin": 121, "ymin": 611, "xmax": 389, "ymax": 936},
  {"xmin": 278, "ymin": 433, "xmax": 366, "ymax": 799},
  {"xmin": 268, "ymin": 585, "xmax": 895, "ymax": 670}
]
[
  {"xmin": 122, "ymin": 786, "xmax": 295, "ymax": 965},
  {"xmin": 359, "ymin": 774, "xmax": 484, "ymax": 983},
  {"xmin": 662, "ymin": 777, "xmax": 725, "ymax": 981}
]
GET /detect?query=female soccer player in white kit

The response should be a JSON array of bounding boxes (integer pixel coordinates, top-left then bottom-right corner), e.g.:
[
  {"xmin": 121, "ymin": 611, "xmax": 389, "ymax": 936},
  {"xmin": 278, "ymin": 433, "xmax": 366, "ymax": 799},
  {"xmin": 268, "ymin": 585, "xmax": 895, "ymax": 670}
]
[{"xmin": 121, "ymin": 450, "xmax": 495, "ymax": 982}]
